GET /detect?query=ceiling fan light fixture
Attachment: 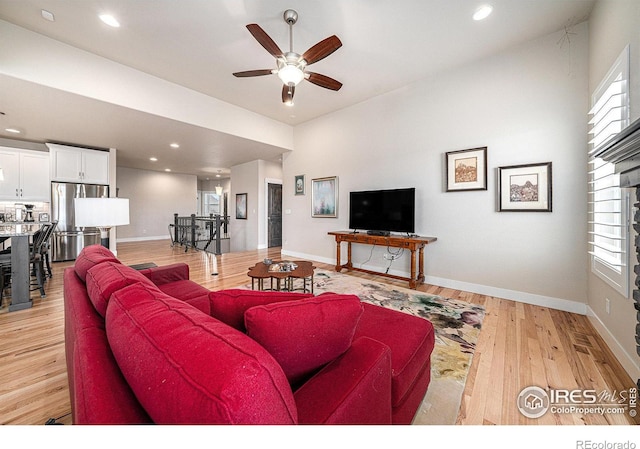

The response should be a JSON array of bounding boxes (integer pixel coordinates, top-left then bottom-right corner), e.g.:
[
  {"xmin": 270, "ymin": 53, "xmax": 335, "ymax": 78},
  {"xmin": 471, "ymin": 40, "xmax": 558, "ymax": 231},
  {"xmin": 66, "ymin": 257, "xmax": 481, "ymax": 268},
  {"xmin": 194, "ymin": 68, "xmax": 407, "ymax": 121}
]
[{"xmin": 278, "ymin": 64, "xmax": 305, "ymax": 86}]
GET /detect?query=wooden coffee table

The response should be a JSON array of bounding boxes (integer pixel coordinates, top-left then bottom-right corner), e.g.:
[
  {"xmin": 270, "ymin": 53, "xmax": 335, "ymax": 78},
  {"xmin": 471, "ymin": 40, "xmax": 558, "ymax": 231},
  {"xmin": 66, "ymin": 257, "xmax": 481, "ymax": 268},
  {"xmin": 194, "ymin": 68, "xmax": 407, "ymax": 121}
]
[{"xmin": 247, "ymin": 260, "xmax": 316, "ymax": 293}]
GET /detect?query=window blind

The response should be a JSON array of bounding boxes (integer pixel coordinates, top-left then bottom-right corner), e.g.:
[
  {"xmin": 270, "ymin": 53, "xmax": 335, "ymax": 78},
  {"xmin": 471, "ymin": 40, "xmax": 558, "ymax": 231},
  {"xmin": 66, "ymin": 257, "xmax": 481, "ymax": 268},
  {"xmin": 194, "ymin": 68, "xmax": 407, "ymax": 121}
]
[{"xmin": 587, "ymin": 46, "xmax": 630, "ymax": 295}]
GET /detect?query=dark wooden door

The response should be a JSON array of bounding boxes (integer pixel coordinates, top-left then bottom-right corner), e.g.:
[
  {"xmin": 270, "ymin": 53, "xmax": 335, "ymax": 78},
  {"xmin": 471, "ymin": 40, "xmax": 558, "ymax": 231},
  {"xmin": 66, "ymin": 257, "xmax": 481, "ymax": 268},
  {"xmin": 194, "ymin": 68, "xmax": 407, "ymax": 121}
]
[{"xmin": 268, "ymin": 183, "xmax": 282, "ymax": 247}]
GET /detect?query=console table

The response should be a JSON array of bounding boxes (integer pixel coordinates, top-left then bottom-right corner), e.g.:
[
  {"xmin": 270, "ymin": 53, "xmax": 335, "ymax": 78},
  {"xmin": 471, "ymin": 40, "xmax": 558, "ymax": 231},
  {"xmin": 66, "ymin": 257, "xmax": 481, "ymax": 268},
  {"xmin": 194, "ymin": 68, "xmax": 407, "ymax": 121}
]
[{"xmin": 328, "ymin": 231, "xmax": 437, "ymax": 289}]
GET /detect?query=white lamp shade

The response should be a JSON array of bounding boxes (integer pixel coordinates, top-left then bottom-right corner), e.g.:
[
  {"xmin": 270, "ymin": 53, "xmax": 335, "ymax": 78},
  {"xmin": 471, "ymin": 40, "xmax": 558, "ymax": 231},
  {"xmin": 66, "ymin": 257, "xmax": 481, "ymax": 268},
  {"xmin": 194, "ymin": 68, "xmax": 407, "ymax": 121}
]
[
  {"xmin": 278, "ymin": 64, "xmax": 304, "ymax": 86},
  {"xmin": 74, "ymin": 198, "xmax": 130, "ymax": 227}
]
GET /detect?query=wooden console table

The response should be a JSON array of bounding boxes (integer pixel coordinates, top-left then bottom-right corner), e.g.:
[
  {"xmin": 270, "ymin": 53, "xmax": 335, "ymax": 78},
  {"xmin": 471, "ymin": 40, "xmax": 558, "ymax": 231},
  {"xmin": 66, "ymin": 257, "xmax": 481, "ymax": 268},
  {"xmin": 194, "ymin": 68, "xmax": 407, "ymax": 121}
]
[{"xmin": 328, "ymin": 231, "xmax": 437, "ymax": 289}]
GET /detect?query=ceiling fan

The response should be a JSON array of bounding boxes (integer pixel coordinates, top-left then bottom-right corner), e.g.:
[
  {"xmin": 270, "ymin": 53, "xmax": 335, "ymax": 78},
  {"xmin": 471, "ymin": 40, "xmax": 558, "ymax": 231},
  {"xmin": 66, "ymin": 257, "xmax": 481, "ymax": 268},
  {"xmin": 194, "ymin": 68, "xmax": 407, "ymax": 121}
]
[{"xmin": 233, "ymin": 9, "xmax": 343, "ymax": 106}]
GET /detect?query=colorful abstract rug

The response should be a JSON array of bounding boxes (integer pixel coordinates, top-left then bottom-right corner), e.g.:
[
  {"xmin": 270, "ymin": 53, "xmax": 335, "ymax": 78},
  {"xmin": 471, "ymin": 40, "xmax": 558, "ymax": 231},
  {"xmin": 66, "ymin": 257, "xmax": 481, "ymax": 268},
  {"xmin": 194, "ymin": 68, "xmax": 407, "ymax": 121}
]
[
  {"xmin": 311, "ymin": 269, "xmax": 485, "ymax": 425},
  {"xmin": 243, "ymin": 267, "xmax": 485, "ymax": 424}
]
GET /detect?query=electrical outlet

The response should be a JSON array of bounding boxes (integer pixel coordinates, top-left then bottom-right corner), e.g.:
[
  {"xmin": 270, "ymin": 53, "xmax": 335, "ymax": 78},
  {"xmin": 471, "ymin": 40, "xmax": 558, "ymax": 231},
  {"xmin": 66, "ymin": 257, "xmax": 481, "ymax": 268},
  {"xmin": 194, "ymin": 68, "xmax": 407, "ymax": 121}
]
[{"xmin": 605, "ymin": 298, "xmax": 611, "ymax": 314}]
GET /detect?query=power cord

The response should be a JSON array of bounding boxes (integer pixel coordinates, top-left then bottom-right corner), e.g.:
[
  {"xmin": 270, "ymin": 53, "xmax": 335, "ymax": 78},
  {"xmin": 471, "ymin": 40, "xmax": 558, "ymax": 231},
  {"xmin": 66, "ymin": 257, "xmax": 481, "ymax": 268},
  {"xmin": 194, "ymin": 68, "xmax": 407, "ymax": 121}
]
[
  {"xmin": 384, "ymin": 247, "xmax": 404, "ymax": 273},
  {"xmin": 359, "ymin": 243, "xmax": 377, "ymax": 268},
  {"xmin": 45, "ymin": 412, "xmax": 71, "ymax": 425}
]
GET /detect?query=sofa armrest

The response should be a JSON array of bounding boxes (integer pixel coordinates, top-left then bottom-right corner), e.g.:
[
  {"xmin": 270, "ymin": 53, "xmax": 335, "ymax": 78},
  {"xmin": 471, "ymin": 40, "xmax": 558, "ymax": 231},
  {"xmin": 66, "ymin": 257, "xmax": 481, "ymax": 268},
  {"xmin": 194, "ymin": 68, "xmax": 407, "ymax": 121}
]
[
  {"xmin": 139, "ymin": 263, "xmax": 189, "ymax": 285},
  {"xmin": 293, "ymin": 337, "xmax": 392, "ymax": 425}
]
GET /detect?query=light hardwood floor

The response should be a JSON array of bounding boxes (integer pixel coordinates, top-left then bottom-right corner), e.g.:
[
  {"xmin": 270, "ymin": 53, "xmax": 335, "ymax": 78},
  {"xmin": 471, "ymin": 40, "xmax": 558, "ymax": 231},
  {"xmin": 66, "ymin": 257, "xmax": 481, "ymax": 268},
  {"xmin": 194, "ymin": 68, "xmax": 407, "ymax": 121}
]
[{"xmin": 0, "ymin": 239, "xmax": 637, "ymax": 425}]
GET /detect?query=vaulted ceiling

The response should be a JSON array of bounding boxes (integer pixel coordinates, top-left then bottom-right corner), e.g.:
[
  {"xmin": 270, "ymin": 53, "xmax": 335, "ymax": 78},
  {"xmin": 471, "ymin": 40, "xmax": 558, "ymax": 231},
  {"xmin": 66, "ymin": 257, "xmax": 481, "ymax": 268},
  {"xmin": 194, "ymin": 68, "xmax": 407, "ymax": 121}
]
[{"xmin": 0, "ymin": 0, "xmax": 595, "ymax": 180}]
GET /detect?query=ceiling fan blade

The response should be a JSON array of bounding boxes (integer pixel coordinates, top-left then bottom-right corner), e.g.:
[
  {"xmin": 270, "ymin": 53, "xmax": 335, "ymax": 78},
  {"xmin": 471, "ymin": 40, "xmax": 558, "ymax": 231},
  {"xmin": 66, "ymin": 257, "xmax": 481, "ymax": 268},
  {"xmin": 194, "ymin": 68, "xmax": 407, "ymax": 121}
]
[
  {"xmin": 246, "ymin": 24, "xmax": 284, "ymax": 58},
  {"xmin": 282, "ymin": 84, "xmax": 295, "ymax": 104},
  {"xmin": 233, "ymin": 69, "xmax": 274, "ymax": 78},
  {"xmin": 302, "ymin": 35, "xmax": 342, "ymax": 65},
  {"xmin": 306, "ymin": 72, "xmax": 343, "ymax": 91}
]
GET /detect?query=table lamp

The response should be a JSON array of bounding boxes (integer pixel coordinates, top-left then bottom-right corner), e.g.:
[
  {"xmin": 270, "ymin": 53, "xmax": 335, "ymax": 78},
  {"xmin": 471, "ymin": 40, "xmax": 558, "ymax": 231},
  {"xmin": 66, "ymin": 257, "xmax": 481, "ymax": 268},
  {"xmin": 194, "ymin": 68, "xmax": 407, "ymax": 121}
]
[{"xmin": 74, "ymin": 198, "xmax": 130, "ymax": 248}]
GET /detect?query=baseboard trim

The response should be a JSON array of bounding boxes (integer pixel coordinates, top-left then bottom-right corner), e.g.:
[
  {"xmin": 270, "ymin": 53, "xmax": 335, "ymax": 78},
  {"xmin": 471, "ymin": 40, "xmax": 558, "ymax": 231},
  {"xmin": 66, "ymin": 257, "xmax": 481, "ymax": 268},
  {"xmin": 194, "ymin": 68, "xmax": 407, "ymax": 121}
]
[
  {"xmin": 117, "ymin": 235, "xmax": 170, "ymax": 243},
  {"xmin": 586, "ymin": 306, "xmax": 640, "ymax": 382},
  {"xmin": 281, "ymin": 249, "xmax": 587, "ymax": 315},
  {"xmin": 424, "ymin": 275, "xmax": 588, "ymax": 315}
]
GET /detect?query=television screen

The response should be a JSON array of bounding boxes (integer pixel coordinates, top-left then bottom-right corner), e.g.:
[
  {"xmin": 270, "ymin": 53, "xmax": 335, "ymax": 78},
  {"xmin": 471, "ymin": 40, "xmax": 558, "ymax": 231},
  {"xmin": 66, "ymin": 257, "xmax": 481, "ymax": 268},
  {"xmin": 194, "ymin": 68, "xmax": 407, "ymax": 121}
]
[{"xmin": 349, "ymin": 188, "xmax": 415, "ymax": 233}]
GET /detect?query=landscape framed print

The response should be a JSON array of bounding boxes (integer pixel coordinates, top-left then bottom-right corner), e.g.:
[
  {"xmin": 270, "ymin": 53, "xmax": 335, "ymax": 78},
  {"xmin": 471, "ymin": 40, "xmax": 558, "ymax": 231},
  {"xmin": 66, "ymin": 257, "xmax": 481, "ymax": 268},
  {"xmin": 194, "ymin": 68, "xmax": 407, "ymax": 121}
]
[
  {"xmin": 498, "ymin": 162, "xmax": 552, "ymax": 212},
  {"xmin": 311, "ymin": 176, "xmax": 338, "ymax": 218},
  {"xmin": 446, "ymin": 147, "xmax": 488, "ymax": 191},
  {"xmin": 235, "ymin": 193, "xmax": 247, "ymax": 219}
]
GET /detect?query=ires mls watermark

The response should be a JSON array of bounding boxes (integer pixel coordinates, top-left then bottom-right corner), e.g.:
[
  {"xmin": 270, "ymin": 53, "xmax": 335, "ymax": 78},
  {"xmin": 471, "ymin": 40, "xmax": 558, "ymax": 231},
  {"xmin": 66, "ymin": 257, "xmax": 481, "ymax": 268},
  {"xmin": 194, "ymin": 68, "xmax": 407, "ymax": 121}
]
[{"xmin": 517, "ymin": 385, "xmax": 637, "ymax": 419}]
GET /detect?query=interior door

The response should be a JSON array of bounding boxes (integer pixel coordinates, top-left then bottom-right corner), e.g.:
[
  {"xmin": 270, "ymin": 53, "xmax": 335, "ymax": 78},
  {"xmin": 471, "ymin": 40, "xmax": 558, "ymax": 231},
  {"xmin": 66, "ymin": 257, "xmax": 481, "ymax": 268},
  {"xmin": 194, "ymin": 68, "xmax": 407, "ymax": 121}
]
[{"xmin": 267, "ymin": 183, "xmax": 282, "ymax": 247}]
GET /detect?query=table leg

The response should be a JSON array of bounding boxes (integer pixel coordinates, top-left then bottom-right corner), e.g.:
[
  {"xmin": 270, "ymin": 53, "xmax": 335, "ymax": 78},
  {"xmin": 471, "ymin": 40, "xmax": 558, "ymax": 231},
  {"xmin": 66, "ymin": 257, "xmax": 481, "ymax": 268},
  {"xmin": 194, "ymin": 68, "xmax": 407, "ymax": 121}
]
[
  {"xmin": 346, "ymin": 242, "xmax": 353, "ymax": 270},
  {"xmin": 335, "ymin": 240, "xmax": 342, "ymax": 271},
  {"xmin": 418, "ymin": 245, "xmax": 425, "ymax": 283},
  {"xmin": 409, "ymin": 247, "xmax": 417, "ymax": 289},
  {"xmin": 9, "ymin": 235, "xmax": 32, "ymax": 311}
]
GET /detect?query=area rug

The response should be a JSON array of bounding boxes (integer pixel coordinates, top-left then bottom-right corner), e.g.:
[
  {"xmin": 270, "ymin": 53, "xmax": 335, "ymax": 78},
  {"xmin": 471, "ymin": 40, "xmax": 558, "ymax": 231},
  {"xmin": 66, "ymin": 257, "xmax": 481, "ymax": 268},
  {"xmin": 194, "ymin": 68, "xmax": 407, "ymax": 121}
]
[
  {"xmin": 309, "ymin": 269, "xmax": 485, "ymax": 425},
  {"xmin": 244, "ymin": 268, "xmax": 485, "ymax": 424}
]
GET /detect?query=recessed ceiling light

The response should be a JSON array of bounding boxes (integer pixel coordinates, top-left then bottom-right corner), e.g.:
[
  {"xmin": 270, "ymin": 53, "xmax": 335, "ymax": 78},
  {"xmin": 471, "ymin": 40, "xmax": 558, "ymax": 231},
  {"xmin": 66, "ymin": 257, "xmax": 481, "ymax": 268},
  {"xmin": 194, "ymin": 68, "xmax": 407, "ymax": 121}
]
[
  {"xmin": 41, "ymin": 9, "xmax": 55, "ymax": 22},
  {"xmin": 473, "ymin": 5, "xmax": 493, "ymax": 21},
  {"xmin": 99, "ymin": 14, "xmax": 120, "ymax": 28},
  {"xmin": 5, "ymin": 128, "xmax": 21, "ymax": 134},
  {"xmin": 164, "ymin": 168, "xmax": 171, "ymax": 172},
  {"xmin": 149, "ymin": 157, "xmax": 158, "ymax": 162},
  {"xmin": 170, "ymin": 143, "xmax": 180, "ymax": 149}
]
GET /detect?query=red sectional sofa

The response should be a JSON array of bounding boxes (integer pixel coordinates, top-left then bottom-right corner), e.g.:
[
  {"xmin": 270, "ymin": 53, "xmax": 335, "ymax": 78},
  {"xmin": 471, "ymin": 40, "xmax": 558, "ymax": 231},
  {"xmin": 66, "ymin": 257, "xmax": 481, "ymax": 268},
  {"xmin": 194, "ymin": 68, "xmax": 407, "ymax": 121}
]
[{"xmin": 64, "ymin": 245, "xmax": 435, "ymax": 424}]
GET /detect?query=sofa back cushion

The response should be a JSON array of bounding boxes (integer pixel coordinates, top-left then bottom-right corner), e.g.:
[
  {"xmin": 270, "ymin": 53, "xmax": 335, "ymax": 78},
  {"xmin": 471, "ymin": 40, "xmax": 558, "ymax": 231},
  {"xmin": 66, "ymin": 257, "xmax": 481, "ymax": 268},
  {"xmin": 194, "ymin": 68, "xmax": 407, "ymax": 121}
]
[
  {"xmin": 74, "ymin": 244, "xmax": 121, "ymax": 282},
  {"xmin": 209, "ymin": 289, "xmax": 313, "ymax": 332},
  {"xmin": 106, "ymin": 282, "xmax": 298, "ymax": 424},
  {"xmin": 86, "ymin": 262, "xmax": 156, "ymax": 317},
  {"xmin": 244, "ymin": 294, "xmax": 364, "ymax": 386}
]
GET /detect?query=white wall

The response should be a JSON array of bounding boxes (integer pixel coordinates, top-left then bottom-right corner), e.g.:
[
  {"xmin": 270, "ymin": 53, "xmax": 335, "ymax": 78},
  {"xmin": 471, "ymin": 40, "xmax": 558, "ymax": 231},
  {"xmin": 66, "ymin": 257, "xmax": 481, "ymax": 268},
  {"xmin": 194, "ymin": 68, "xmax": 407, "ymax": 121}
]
[
  {"xmin": 283, "ymin": 23, "xmax": 589, "ymax": 313},
  {"xmin": 587, "ymin": 0, "xmax": 640, "ymax": 381},
  {"xmin": 116, "ymin": 166, "xmax": 197, "ymax": 241},
  {"xmin": 229, "ymin": 159, "xmax": 283, "ymax": 251},
  {"xmin": 229, "ymin": 160, "xmax": 259, "ymax": 252}
]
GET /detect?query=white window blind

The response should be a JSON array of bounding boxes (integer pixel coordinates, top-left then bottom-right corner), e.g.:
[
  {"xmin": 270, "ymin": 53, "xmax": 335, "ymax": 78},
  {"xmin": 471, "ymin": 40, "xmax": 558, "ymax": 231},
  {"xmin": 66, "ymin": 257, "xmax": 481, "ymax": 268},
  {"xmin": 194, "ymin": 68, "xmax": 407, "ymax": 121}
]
[{"xmin": 588, "ymin": 46, "xmax": 630, "ymax": 296}]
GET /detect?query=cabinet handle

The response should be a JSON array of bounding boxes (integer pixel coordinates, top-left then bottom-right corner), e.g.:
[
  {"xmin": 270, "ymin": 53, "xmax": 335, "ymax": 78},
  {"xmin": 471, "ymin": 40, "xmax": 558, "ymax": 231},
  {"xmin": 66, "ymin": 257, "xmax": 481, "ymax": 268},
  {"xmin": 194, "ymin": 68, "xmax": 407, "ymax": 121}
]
[
  {"xmin": 20, "ymin": 188, "xmax": 22, "ymax": 197},
  {"xmin": 15, "ymin": 189, "xmax": 18, "ymax": 197}
]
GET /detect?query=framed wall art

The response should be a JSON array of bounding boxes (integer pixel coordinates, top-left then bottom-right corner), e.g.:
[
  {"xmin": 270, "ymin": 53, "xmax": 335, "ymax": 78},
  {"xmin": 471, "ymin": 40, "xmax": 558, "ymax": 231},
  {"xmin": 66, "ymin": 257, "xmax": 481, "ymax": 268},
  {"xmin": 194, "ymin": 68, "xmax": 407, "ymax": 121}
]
[
  {"xmin": 235, "ymin": 193, "xmax": 247, "ymax": 219},
  {"xmin": 498, "ymin": 162, "xmax": 552, "ymax": 212},
  {"xmin": 311, "ymin": 176, "xmax": 338, "ymax": 218},
  {"xmin": 295, "ymin": 174, "xmax": 305, "ymax": 195},
  {"xmin": 446, "ymin": 147, "xmax": 488, "ymax": 192}
]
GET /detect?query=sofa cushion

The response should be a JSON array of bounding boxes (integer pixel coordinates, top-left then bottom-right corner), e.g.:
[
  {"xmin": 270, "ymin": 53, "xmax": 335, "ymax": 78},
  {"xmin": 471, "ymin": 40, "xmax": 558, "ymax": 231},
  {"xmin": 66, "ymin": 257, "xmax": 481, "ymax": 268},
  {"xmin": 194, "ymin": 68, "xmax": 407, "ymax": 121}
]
[
  {"xmin": 106, "ymin": 282, "xmax": 298, "ymax": 424},
  {"xmin": 157, "ymin": 279, "xmax": 209, "ymax": 302},
  {"xmin": 354, "ymin": 302, "xmax": 435, "ymax": 407},
  {"xmin": 74, "ymin": 244, "xmax": 121, "ymax": 282},
  {"xmin": 209, "ymin": 289, "xmax": 313, "ymax": 332},
  {"xmin": 86, "ymin": 262, "xmax": 156, "ymax": 317},
  {"xmin": 244, "ymin": 294, "xmax": 364, "ymax": 386}
]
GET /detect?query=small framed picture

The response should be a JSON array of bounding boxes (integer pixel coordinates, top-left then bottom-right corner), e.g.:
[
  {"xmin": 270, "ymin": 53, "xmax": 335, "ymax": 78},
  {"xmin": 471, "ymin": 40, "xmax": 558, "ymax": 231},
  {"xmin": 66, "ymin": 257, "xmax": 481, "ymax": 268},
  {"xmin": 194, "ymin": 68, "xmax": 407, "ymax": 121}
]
[
  {"xmin": 39, "ymin": 212, "xmax": 49, "ymax": 222},
  {"xmin": 446, "ymin": 147, "xmax": 488, "ymax": 192},
  {"xmin": 311, "ymin": 176, "xmax": 338, "ymax": 218},
  {"xmin": 295, "ymin": 175, "xmax": 305, "ymax": 195},
  {"xmin": 498, "ymin": 162, "xmax": 552, "ymax": 212},
  {"xmin": 235, "ymin": 193, "xmax": 247, "ymax": 219}
]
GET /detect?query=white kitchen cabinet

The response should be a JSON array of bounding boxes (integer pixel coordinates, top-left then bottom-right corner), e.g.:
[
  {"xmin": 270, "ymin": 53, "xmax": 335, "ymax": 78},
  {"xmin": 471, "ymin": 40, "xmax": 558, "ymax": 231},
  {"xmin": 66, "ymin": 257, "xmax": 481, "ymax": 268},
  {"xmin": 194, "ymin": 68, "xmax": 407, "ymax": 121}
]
[
  {"xmin": 48, "ymin": 143, "xmax": 109, "ymax": 184},
  {"xmin": 0, "ymin": 147, "xmax": 50, "ymax": 202}
]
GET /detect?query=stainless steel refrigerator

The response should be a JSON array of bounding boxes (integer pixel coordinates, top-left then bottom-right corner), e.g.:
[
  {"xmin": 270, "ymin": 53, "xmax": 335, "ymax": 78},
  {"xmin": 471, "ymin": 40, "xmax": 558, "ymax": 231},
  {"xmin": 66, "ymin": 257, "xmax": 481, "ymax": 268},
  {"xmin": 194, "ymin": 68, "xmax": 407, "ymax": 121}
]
[{"xmin": 51, "ymin": 182, "xmax": 109, "ymax": 262}]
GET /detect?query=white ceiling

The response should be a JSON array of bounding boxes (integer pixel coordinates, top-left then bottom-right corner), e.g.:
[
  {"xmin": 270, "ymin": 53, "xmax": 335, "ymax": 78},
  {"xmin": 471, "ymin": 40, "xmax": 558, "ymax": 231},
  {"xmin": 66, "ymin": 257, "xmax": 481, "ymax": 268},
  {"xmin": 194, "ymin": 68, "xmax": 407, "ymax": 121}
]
[{"xmin": 0, "ymin": 0, "xmax": 595, "ymax": 180}]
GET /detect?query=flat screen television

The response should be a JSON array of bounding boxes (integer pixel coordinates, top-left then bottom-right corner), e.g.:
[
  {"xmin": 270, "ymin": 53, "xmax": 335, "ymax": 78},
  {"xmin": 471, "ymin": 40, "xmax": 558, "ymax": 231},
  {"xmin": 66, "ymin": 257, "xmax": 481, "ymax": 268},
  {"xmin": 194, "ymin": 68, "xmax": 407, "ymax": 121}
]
[{"xmin": 349, "ymin": 188, "xmax": 415, "ymax": 234}]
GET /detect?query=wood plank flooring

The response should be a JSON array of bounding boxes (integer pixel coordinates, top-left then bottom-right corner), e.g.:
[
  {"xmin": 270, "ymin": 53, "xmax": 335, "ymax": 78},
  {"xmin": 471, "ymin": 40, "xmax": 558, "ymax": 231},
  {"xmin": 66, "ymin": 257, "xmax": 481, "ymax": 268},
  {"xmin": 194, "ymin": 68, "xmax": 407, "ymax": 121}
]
[{"xmin": 0, "ymin": 239, "xmax": 637, "ymax": 425}]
